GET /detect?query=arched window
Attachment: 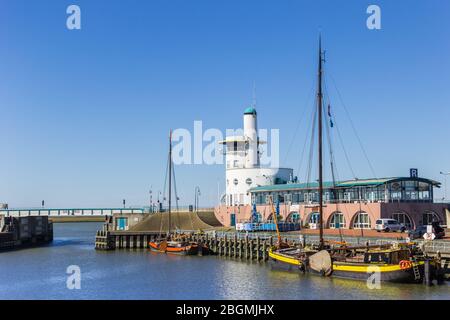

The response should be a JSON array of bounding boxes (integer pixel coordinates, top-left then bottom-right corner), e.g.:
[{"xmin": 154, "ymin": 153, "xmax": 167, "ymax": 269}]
[
  {"xmin": 329, "ymin": 212, "xmax": 346, "ymax": 229},
  {"xmin": 309, "ymin": 212, "xmax": 320, "ymax": 224},
  {"xmin": 287, "ymin": 212, "xmax": 301, "ymax": 223},
  {"xmin": 422, "ymin": 211, "xmax": 440, "ymax": 225},
  {"xmin": 392, "ymin": 212, "xmax": 413, "ymax": 229},
  {"xmin": 353, "ymin": 211, "xmax": 371, "ymax": 229}
]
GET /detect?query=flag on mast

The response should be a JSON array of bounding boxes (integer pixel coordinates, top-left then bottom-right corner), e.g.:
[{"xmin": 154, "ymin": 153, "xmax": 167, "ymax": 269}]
[{"xmin": 328, "ymin": 104, "xmax": 334, "ymax": 127}]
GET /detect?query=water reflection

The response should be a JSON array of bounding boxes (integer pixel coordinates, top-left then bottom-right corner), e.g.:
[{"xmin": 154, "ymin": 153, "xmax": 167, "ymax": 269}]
[{"xmin": 0, "ymin": 222, "xmax": 448, "ymax": 300}]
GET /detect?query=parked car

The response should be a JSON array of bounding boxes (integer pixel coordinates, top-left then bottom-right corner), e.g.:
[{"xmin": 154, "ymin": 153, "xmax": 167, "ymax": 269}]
[
  {"xmin": 375, "ymin": 219, "xmax": 406, "ymax": 232},
  {"xmin": 408, "ymin": 222, "xmax": 445, "ymax": 240}
]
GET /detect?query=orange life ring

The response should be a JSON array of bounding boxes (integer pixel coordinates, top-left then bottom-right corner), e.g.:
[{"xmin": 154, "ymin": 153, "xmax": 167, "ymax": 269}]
[{"xmin": 399, "ymin": 260, "xmax": 412, "ymax": 270}]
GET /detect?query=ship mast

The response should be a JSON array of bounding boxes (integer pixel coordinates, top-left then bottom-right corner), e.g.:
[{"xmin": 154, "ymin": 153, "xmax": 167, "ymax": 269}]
[
  {"xmin": 168, "ymin": 129, "xmax": 172, "ymax": 236},
  {"xmin": 317, "ymin": 36, "xmax": 324, "ymax": 250}
]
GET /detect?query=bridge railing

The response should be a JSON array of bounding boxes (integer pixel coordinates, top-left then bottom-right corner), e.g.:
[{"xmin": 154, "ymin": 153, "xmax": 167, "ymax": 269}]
[{"xmin": 0, "ymin": 208, "xmax": 145, "ymax": 217}]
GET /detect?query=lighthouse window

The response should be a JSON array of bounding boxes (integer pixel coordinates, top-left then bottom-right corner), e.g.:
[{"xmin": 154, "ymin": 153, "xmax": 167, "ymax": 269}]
[
  {"xmin": 233, "ymin": 179, "xmax": 238, "ymax": 185},
  {"xmin": 246, "ymin": 178, "xmax": 252, "ymax": 185}
]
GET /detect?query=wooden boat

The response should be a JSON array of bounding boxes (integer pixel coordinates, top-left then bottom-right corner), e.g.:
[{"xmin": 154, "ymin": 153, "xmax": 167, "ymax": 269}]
[
  {"xmin": 268, "ymin": 36, "xmax": 434, "ymax": 283},
  {"xmin": 330, "ymin": 247, "xmax": 425, "ymax": 282},
  {"xmin": 149, "ymin": 239, "xmax": 199, "ymax": 255},
  {"xmin": 148, "ymin": 130, "xmax": 200, "ymax": 256},
  {"xmin": 269, "ymin": 243, "xmax": 428, "ymax": 283}
]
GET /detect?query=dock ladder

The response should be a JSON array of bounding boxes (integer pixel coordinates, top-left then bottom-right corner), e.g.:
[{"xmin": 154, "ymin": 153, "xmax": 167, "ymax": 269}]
[{"xmin": 411, "ymin": 257, "xmax": 421, "ymax": 280}]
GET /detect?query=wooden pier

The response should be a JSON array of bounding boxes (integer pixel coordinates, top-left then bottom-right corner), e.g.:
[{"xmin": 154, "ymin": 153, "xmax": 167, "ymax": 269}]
[
  {"xmin": 95, "ymin": 226, "xmax": 450, "ymax": 271},
  {"xmin": 95, "ymin": 228, "xmax": 278, "ymax": 262}
]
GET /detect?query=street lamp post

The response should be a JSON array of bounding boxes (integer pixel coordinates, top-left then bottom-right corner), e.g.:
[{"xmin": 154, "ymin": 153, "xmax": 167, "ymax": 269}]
[
  {"xmin": 440, "ymin": 171, "xmax": 450, "ymax": 202},
  {"xmin": 149, "ymin": 189, "xmax": 153, "ymax": 213},
  {"xmin": 194, "ymin": 186, "xmax": 201, "ymax": 213}
]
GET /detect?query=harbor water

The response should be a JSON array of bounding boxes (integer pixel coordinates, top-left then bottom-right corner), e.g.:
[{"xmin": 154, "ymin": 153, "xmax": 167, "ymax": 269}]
[{"xmin": 0, "ymin": 222, "xmax": 448, "ymax": 300}]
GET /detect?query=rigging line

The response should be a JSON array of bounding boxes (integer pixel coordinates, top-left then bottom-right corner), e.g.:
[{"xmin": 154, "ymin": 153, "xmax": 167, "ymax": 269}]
[
  {"xmin": 323, "ymin": 100, "xmax": 337, "ymax": 186},
  {"xmin": 283, "ymin": 82, "xmax": 316, "ymax": 165},
  {"xmin": 323, "ymin": 78, "xmax": 357, "ymax": 180},
  {"xmin": 322, "ymin": 78, "xmax": 341, "ymax": 187},
  {"xmin": 162, "ymin": 152, "xmax": 169, "ymax": 207},
  {"xmin": 334, "ymin": 118, "xmax": 357, "ymax": 179},
  {"xmin": 174, "ymin": 166, "xmax": 194, "ymax": 231},
  {"xmin": 320, "ymin": 90, "xmax": 344, "ymax": 240},
  {"xmin": 296, "ymin": 100, "xmax": 316, "ymax": 180},
  {"xmin": 323, "ymin": 100, "xmax": 345, "ymax": 242},
  {"xmin": 306, "ymin": 104, "xmax": 318, "ymax": 186},
  {"xmin": 322, "ymin": 93, "xmax": 357, "ymax": 241},
  {"xmin": 159, "ymin": 152, "xmax": 170, "ymax": 238},
  {"xmin": 305, "ymin": 102, "xmax": 318, "ymax": 187},
  {"xmin": 171, "ymin": 163, "xmax": 181, "ymax": 231},
  {"xmin": 328, "ymin": 72, "xmax": 377, "ymax": 178},
  {"xmin": 320, "ymin": 110, "xmax": 355, "ymax": 240},
  {"xmin": 163, "ymin": 153, "xmax": 172, "ymax": 234}
]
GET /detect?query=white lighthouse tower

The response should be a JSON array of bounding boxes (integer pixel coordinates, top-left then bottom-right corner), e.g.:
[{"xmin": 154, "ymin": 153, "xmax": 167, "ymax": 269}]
[
  {"xmin": 219, "ymin": 107, "xmax": 293, "ymax": 206},
  {"xmin": 243, "ymin": 108, "xmax": 259, "ymax": 168}
]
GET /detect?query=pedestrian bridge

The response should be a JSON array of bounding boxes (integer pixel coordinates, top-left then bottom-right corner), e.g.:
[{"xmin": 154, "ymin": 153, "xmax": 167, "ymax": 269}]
[{"xmin": 0, "ymin": 207, "xmax": 145, "ymax": 217}]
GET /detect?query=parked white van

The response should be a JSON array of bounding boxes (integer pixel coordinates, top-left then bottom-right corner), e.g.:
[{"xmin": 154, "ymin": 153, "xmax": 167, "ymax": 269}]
[{"xmin": 375, "ymin": 219, "xmax": 406, "ymax": 232}]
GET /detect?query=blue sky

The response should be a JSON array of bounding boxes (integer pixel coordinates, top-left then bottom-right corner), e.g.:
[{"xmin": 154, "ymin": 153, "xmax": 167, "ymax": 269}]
[{"xmin": 1, "ymin": 0, "xmax": 450, "ymax": 208}]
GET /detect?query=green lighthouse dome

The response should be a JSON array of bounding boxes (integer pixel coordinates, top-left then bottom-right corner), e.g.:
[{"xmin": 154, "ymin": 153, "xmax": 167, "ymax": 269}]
[{"xmin": 244, "ymin": 107, "xmax": 257, "ymax": 115}]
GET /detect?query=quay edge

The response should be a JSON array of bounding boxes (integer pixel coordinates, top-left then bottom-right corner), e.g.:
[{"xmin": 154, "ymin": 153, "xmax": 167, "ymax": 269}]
[{"xmin": 0, "ymin": 215, "xmax": 53, "ymax": 251}]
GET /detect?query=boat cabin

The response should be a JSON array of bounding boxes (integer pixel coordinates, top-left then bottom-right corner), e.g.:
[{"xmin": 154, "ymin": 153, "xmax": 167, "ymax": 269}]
[{"xmin": 364, "ymin": 249, "xmax": 410, "ymax": 264}]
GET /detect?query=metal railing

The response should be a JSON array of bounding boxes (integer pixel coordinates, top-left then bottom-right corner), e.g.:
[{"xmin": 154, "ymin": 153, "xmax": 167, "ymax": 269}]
[{"xmin": 0, "ymin": 208, "xmax": 145, "ymax": 217}]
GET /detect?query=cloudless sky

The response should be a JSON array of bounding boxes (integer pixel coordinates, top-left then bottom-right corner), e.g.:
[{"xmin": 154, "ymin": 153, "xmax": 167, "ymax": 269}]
[{"xmin": 1, "ymin": 0, "xmax": 450, "ymax": 208}]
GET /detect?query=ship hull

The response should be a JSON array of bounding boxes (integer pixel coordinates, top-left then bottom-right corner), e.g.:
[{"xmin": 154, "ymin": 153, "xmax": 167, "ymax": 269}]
[
  {"xmin": 326, "ymin": 261, "xmax": 425, "ymax": 283},
  {"xmin": 148, "ymin": 241, "xmax": 199, "ymax": 256},
  {"xmin": 268, "ymin": 247, "xmax": 426, "ymax": 283}
]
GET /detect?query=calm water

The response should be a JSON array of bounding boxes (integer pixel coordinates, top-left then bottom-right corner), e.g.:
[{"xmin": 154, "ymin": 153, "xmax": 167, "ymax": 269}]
[{"xmin": 0, "ymin": 222, "xmax": 448, "ymax": 300}]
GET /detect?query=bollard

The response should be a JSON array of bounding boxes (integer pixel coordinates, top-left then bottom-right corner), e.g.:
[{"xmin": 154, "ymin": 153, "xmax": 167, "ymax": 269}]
[{"xmin": 143, "ymin": 235, "xmax": 148, "ymax": 248}]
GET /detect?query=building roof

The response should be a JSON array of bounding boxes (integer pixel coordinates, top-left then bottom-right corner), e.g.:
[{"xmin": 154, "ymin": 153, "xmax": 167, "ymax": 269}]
[
  {"xmin": 249, "ymin": 177, "xmax": 440, "ymax": 193},
  {"xmin": 244, "ymin": 107, "xmax": 256, "ymax": 115}
]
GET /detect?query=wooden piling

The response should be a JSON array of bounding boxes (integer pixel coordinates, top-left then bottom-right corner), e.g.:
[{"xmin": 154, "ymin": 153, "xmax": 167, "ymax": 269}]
[
  {"xmin": 143, "ymin": 235, "xmax": 148, "ymax": 248},
  {"xmin": 256, "ymin": 237, "xmax": 260, "ymax": 261},
  {"xmin": 262, "ymin": 241, "xmax": 267, "ymax": 261},
  {"xmin": 115, "ymin": 236, "xmax": 120, "ymax": 249},
  {"xmin": 233, "ymin": 234, "xmax": 238, "ymax": 258}
]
